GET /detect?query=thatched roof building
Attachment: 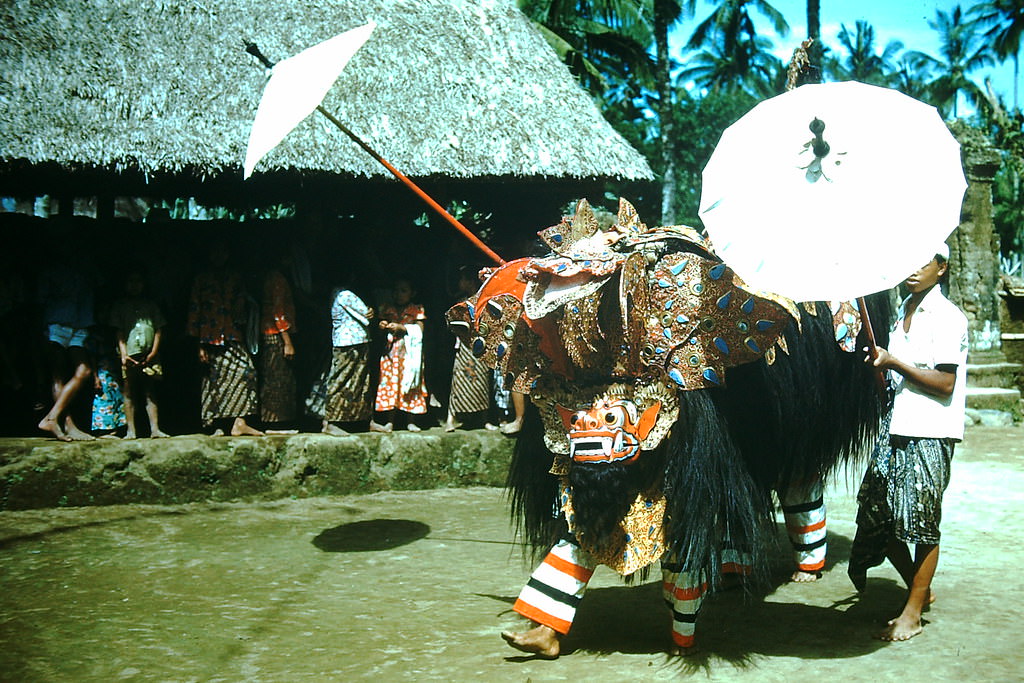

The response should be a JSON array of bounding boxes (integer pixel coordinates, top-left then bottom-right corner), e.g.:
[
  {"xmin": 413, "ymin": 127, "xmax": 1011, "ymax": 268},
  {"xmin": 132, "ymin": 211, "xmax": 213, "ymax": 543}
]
[{"xmin": 0, "ymin": 0, "xmax": 653, "ymax": 205}]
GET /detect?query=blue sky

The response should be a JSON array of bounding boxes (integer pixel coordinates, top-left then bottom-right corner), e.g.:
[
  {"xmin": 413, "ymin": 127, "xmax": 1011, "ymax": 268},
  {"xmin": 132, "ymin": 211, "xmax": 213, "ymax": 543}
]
[{"xmin": 669, "ymin": 1, "xmax": 1018, "ymax": 110}]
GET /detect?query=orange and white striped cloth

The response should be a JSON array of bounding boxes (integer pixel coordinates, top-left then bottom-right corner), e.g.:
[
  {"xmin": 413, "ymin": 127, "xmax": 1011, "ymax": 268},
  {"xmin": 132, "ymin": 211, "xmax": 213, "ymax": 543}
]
[
  {"xmin": 512, "ymin": 537, "xmax": 708, "ymax": 649},
  {"xmin": 780, "ymin": 478, "xmax": 827, "ymax": 572}
]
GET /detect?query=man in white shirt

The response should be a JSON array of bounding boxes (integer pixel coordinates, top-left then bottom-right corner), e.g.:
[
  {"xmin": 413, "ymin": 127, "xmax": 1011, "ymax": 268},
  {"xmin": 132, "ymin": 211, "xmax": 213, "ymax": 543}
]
[{"xmin": 848, "ymin": 243, "xmax": 968, "ymax": 642}]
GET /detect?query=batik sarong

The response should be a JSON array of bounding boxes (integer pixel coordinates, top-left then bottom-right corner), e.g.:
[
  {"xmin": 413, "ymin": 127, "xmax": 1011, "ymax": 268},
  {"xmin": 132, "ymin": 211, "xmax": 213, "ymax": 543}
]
[
  {"xmin": 448, "ymin": 341, "xmax": 490, "ymax": 414},
  {"xmin": 91, "ymin": 367, "xmax": 126, "ymax": 431},
  {"xmin": 201, "ymin": 342, "xmax": 258, "ymax": 426},
  {"xmin": 306, "ymin": 344, "xmax": 372, "ymax": 422},
  {"xmin": 259, "ymin": 332, "xmax": 296, "ymax": 423},
  {"xmin": 848, "ymin": 412, "xmax": 955, "ymax": 588}
]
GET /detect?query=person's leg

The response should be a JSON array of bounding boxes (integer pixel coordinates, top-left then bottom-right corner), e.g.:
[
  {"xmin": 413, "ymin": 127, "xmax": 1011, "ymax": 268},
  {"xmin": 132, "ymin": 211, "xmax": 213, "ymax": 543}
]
[
  {"xmin": 38, "ymin": 342, "xmax": 69, "ymax": 438},
  {"xmin": 122, "ymin": 371, "xmax": 138, "ymax": 439},
  {"xmin": 500, "ymin": 391, "xmax": 525, "ymax": 434},
  {"xmin": 501, "ymin": 537, "xmax": 596, "ymax": 658},
  {"xmin": 56, "ymin": 345, "xmax": 94, "ymax": 441},
  {"xmin": 878, "ymin": 543, "xmax": 939, "ymax": 641},
  {"xmin": 661, "ymin": 560, "xmax": 708, "ymax": 655},
  {"xmin": 144, "ymin": 380, "xmax": 169, "ymax": 437},
  {"xmin": 780, "ymin": 477, "xmax": 827, "ymax": 582}
]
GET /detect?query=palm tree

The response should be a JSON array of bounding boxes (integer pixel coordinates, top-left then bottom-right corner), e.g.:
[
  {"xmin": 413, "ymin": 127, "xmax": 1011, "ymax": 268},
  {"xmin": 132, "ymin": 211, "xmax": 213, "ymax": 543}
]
[
  {"xmin": 906, "ymin": 6, "xmax": 993, "ymax": 118},
  {"xmin": 686, "ymin": 0, "xmax": 789, "ymax": 53},
  {"xmin": 806, "ymin": 0, "xmax": 822, "ymax": 68},
  {"xmin": 517, "ymin": 0, "xmax": 655, "ymax": 95},
  {"xmin": 827, "ymin": 20, "xmax": 903, "ymax": 86},
  {"xmin": 678, "ymin": 31, "xmax": 783, "ymax": 97},
  {"xmin": 652, "ymin": 0, "xmax": 694, "ymax": 224},
  {"xmin": 970, "ymin": 0, "xmax": 1024, "ymax": 108}
]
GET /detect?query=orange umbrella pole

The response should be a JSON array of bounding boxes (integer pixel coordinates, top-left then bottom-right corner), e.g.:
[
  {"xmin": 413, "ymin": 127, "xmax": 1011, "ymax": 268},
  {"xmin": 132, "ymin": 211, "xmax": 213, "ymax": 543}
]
[
  {"xmin": 314, "ymin": 105, "xmax": 505, "ymax": 265},
  {"xmin": 244, "ymin": 40, "xmax": 504, "ymax": 266}
]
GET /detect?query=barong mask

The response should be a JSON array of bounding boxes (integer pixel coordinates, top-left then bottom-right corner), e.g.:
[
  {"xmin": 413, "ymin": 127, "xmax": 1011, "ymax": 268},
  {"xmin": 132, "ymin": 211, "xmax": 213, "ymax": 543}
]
[{"xmin": 530, "ymin": 378, "xmax": 679, "ymax": 467}]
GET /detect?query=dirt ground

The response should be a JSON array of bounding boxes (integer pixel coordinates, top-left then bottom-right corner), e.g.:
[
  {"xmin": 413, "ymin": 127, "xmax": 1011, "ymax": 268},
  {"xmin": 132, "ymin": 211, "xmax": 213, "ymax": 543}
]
[{"xmin": 0, "ymin": 425, "xmax": 1021, "ymax": 682}]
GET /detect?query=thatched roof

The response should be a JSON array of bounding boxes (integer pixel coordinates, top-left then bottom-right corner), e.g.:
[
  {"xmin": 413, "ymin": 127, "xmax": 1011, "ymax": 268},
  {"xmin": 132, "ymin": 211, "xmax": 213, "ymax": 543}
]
[{"xmin": 0, "ymin": 0, "xmax": 653, "ymax": 184}]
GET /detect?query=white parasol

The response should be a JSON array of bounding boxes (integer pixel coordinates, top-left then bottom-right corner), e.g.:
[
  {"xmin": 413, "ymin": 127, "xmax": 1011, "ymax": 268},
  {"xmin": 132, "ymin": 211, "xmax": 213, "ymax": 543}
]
[
  {"xmin": 699, "ymin": 81, "xmax": 966, "ymax": 303},
  {"xmin": 244, "ymin": 22, "xmax": 377, "ymax": 179}
]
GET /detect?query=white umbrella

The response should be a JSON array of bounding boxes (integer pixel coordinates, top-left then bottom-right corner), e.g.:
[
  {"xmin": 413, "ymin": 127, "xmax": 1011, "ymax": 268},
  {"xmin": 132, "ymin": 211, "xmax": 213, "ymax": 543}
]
[
  {"xmin": 699, "ymin": 81, "xmax": 966, "ymax": 303},
  {"xmin": 244, "ymin": 22, "xmax": 376, "ymax": 179}
]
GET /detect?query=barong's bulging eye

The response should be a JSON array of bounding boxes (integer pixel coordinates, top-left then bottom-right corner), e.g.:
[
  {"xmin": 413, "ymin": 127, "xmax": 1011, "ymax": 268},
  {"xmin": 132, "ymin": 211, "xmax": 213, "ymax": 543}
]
[{"xmin": 602, "ymin": 406, "xmax": 626, "ymax": 428}]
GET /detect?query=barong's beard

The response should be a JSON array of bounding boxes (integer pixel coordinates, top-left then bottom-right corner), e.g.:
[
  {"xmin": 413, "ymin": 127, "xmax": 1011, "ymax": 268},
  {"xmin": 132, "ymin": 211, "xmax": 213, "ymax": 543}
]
[{"xmin": 568, "ymin": 448, "xmax": 664, "ymax": 553}]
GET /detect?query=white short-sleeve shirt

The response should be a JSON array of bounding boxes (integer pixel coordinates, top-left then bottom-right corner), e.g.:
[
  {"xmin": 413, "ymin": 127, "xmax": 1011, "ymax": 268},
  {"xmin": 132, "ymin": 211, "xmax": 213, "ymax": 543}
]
[
  {"xmin": 331, "ymin": 289, "xmax": 372, "ymax": 347},
  {"xmin": 887, "ymin": 286, "xmax": 969, "ymax": 441}
]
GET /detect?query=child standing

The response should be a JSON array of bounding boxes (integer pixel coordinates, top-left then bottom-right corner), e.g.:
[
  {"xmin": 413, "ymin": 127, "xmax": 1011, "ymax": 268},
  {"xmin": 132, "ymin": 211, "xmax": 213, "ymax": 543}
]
[
  {"xmin": 371, "ymin": 279, "xmax": 428, "ymax": 432},
  {"xmin": 109, "ymin": 268, "xmax": 169, "ymax": 438}
]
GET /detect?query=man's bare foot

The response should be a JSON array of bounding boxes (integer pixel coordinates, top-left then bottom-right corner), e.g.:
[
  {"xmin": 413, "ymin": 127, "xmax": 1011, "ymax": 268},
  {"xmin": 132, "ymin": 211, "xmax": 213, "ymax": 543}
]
[
  {"xmin": 38, "ymin": 416, "xmax": 69, "ymax": 441},
  {"xmin": 791, "ymin": 569, "xmax": 822, "ymax": 583},
  {"xmin": 876, "ymin": 614, "xmax": 923, "ymax": 641},
  {"xmin": 322, "ymin": 423, "xmax": 349, "ymax": 437},
  {"xmin": 484, "ymin": 422, "xmax": 499, "ymax": 431},
  {"xmin": 99, "ymin": 433, "xmax": 121, "ymax": 440},
  {"xmin": 151, "ymin": 429, "xmax": 170, "ymax": 438},
  {"xmin": 230, "ymin": 418, "xmax": 265, "ymax": 437},
  {"xmin": 369, "ymin": 421, "xmax": 392, "ymax": 433},
  {"xmin": 406, "ymin": 423, "xmax": 421, "ymax": 432},
  {"xmin": 62, "ymin": 419, "xmax": 95, "ymax": 441},
  {"xmin": 500, "ymin": 418, "xmax": 523, "ymax": 435},
  {"xmin": 443, "ymin": 421, "xmax": 456, "ymax": 433},
  {"xmin": 501, "ymin": 624, "xmax": 561, "ymax": 659},
  {"xmin": 212, "ymin": 428, "xmax": 226, "ymax": 437}
]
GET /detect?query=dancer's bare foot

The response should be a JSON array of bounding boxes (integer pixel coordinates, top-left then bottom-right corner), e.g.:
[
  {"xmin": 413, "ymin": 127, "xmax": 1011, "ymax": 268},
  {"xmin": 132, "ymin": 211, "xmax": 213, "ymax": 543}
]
[
  {"xmin": 211, "ymin": 428, "xmax": 226, "ymax": 437},
  {"xmin": 500, "ymin": 418, "xmax": 523, "ymax": 435},
  {"xmin": 124, "ymin": 429, "xmax": 137, "ymax": 440},
  {"xmin": 876, "ymin": 613, "xmax": 923, "ymax": 641},
  {"xmin": 151, "ymin": 429, "xmax": 170, "ymax": 438},
  {"xmin": 38, "ymin": 416, "xmax": 69, "ymax": 441},
  {"xmin": 501, "ymin": 624, "xmax": 561, "ymax": 659},
  {"xmin": 369, "ymin": 421, "xmax": 392, "ymax": 433},
  {"xmin": 484, "ymin": 422, "xmax": 499, "ymax": 431},
  {"xmin": 230, "ymin": 418, "xmax": 264, "ymax": 437},
  {"xmin": 791, "ymin": 569, "xmax": 821, "ymax": 583},
  {"xmin": 443, "ymin": 421, "xmax": 456, "ymax": 433},
  {"xmin": 62, "ymin": 418, "xmax": 95, "ymax": 441},
  {"xmin": 406, "ymin": 423, "xmax": 421, "ymax": 432},
  {"xmin": 668, "ymin": 644, "xmax": 699, "ymax": 657},
  {"xmin": 322, "ymin": 422, "xmax": 349, "ymax": 437}
]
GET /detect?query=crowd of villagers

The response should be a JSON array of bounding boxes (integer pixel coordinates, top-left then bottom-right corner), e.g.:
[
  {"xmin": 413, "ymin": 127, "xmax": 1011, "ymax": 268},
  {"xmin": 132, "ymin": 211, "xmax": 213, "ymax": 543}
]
[{"xmin": 0, "ymin": 215, "xmax": 523, "ymax": 441}]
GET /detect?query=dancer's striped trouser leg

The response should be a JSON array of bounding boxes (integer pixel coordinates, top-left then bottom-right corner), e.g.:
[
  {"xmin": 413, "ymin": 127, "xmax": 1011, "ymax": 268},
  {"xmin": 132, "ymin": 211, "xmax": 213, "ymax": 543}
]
[
  {"xmin": 512, "ymin": 537, "xmax": 596, "ymax": 634},
  {"xmin": 661, "ymin": 555, "xmax": 708, "ymax": 649},
  {"xmin": 781, "ymin": 477, "xmax": 827, "ymax": 572}
]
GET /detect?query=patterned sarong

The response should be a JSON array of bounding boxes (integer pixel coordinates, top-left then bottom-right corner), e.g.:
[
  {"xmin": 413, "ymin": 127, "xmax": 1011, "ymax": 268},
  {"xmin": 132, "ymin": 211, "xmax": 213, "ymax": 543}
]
[
  {"xmin": 306, "ymin": 344, "xmax": 372, "ymax": 422},
  {"xmin": 449, "ymin": 342, "xmax": 490, "ymax": 414},
  {"xmin": 201, "ymin": 342, "xmax": 258, "ymax": 426},
  {"xmin": 848, "ymin": 412, "xmax": 955, "ymax": 588},
  {"xmin": 259, "ymin": 333, "xmax": 296, "ymax": 423}
]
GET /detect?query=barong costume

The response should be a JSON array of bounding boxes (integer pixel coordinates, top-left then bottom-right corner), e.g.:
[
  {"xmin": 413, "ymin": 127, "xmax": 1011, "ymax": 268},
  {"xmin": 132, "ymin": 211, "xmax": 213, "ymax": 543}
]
[
  {"xmin": 259, "ymin": 270, "xmax": 297, "ymax": 423},
  {"xmin": 849, "ymin": 285, "xmax": 967, "ymax": 588},
  {"xmin": 306, "ymin": 289, "xmax": 373, "ymax": 422},
  {"xmin": 187, "ymin": 270, "xmax": 258, "ymax": 427},
  {"xmin": 446, "ymin": 200, "xmax": 889, "ymax": 648}
]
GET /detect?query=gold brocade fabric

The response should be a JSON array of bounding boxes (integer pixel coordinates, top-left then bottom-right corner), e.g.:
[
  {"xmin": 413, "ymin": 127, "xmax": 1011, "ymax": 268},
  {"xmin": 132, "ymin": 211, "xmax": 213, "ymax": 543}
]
[{"xmin": 559, "ymin": 479, "xmax": 668, "ymax": 576}]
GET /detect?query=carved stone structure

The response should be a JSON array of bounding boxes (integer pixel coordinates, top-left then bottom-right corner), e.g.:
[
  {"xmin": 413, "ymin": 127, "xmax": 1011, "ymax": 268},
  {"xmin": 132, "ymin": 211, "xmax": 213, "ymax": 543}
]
[{"xmin": 948, "ymin": 122, "xmax": 1003, "ymax": 357}]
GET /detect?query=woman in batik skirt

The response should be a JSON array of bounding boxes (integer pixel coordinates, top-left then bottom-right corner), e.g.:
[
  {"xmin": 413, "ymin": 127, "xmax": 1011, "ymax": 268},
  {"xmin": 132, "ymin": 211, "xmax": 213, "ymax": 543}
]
[
  {"xmin": 306, "ymin": 285, "xmax": 375, "ymax": 436},
  {"xmin": 444, "ymin": 267, "xmax": 495, "ymax": 432},
  {"xmin": 258, "ymin": 260, "xmax": 297, "ymax": 432},
  {"xmin": 371, "ymin": 278, "xmax": 429, "ymax": 432},
  {"xmin": 187, "ymin": 240, "xmax": 263, "ymax": 437}
]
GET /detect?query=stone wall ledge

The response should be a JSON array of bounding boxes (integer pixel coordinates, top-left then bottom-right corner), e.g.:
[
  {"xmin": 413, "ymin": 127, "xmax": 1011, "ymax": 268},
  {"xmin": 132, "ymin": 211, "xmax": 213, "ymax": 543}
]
[{"xmin": 0, "ymin": 430, "xmax": 516, "ymax": 511}]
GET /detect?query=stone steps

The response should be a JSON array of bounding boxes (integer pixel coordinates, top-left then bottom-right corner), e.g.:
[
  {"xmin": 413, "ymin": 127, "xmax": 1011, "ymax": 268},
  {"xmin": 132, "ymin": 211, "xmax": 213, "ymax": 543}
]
[{"xmin": 966, "ymin": 359, "xmax": 1022, "ymax": 420}]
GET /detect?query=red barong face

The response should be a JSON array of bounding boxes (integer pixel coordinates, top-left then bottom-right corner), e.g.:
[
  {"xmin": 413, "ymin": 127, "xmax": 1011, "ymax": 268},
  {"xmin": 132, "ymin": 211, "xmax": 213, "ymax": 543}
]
[{"xmin": 557, "ymin": 398, "xmax": 661, "ymax": 465}]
